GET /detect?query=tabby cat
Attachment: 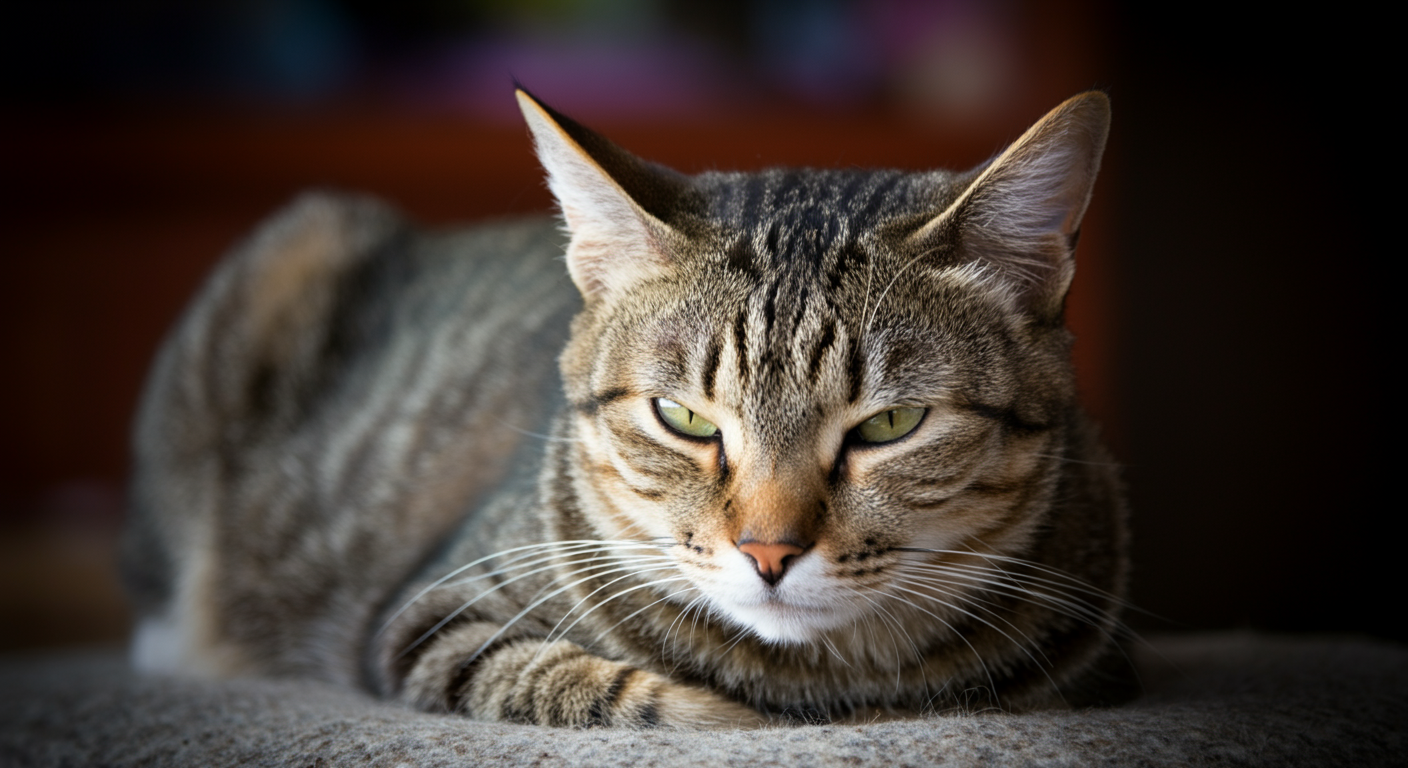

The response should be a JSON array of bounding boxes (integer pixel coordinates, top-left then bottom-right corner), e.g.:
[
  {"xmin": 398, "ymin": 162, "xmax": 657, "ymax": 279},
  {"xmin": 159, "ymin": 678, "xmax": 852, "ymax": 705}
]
[{"xmin": 122, "ymin": 89, "xmax": 1128, "ymax": 727}]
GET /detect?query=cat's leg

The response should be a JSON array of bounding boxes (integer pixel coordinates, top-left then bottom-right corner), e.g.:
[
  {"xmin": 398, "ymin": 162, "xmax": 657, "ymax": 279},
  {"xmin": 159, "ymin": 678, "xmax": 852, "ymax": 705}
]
[{"xmin": 400, "ymin": 622, "xmax": 769, "ymax": 729}]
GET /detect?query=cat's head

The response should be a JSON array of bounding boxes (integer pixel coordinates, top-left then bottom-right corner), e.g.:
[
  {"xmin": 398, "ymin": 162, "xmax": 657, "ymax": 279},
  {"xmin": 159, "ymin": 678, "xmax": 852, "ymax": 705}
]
[{"xmin": 519, "ymin": 90, "xmax": 1110, "ymax": 644}]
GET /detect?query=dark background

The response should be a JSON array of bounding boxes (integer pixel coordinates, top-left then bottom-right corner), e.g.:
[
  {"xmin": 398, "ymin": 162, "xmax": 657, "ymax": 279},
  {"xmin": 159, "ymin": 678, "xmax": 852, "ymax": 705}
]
[{"xmin": 0, "ymin": 0, "xmax": 1392, "ymax": 652}]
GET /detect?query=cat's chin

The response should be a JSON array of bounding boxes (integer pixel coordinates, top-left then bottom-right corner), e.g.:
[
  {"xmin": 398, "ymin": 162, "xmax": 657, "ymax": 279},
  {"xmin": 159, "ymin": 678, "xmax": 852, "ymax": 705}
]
[{"xmin": 713, "ymin": 594, "xmax": 865, "ymax": 645}]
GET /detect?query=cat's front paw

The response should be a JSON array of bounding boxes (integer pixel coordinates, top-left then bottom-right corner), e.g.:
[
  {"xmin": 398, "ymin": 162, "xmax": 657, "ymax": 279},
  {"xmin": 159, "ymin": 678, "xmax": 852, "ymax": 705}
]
[
  {"xmin": 476, "ymin": 638, "xmax": 768, "ymax": 728},
  {"xmin": 403, "ymin": 622, "xmax": 768, "ymax": 729}
]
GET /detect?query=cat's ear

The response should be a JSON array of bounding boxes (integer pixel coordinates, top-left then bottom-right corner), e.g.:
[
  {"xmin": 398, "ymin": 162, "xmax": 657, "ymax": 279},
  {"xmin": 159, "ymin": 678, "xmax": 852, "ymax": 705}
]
[
  {"xmin": 912, "ymin": 91, "xmax": 1110, "ymax": 320},
  {"xmin": 516, "ymin": 88, "xmax": 691, "ymax": 301}
]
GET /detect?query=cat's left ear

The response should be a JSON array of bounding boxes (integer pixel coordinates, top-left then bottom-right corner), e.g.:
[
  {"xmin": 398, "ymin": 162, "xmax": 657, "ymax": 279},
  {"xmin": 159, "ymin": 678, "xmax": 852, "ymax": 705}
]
[
  {"xmin": 911, "ymin": 92, "xmax": 1110, "ymax": 320},
  {"xmin": 516, "ymin": 89, "xmax": 693, "ymax": 302}
]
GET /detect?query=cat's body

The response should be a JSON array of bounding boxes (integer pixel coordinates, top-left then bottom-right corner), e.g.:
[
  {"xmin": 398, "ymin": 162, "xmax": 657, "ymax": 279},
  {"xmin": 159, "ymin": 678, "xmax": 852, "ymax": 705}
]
[{"xmin": 123, "ymin": 91, "xmax": 1128, "ymax": 727}]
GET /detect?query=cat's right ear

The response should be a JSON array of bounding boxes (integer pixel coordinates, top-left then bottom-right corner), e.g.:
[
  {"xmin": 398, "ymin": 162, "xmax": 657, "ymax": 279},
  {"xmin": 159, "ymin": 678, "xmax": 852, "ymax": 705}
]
[{"xmin": 517, "ymin": 89, "xmax": 689, "ymax": 302}]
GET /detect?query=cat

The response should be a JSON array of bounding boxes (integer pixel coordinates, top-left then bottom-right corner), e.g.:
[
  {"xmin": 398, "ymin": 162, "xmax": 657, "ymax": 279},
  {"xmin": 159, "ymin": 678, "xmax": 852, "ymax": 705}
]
[{"xmin": 121, "ymin": 88, "xmax": 1128, "ymax": 728}]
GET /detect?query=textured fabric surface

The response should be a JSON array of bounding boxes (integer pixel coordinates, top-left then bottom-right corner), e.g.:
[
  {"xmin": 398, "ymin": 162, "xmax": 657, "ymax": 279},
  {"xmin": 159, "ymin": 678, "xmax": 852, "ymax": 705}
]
[{"xmin": 2, "ymin": 633, "xmax": 1404, "ymax": 767}]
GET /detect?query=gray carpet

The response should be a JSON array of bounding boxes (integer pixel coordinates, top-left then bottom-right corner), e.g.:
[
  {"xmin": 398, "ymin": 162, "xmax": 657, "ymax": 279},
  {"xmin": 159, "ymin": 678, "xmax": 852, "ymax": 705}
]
[{"xmin": 3, "ymin": 633, "xmax": 1405, "ymax": 767}]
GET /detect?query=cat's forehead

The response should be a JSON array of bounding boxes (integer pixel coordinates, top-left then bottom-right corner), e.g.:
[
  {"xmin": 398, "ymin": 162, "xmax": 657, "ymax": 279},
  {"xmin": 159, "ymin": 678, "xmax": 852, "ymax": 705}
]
[{"xmin": 696, "ymin": 168, "xmax": 962, "ymax": 263}]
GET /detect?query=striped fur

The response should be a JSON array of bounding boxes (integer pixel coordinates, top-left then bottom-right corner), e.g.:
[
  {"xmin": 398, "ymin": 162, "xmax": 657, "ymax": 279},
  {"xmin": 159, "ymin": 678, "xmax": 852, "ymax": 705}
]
[{"xmin": 123, "ymin": 91, "xmax": 1128, "ymax": 727}]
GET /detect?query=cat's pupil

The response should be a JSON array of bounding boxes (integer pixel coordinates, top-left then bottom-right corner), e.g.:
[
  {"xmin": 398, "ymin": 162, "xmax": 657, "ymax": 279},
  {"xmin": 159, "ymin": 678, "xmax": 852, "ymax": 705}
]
[
  {"xmin": 655, "ymin": 397, "xmax": 719, "ymax": 438},
  {"xmin": 856, "ymin": 407, "xmax": 925, "ymax": 444}
]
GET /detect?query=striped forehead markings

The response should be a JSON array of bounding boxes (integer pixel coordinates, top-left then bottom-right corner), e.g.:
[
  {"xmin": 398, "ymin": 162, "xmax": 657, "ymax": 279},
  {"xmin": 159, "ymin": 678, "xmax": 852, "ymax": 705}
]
[
  {"xmin": 700, "ymin": 335, "xmax": 723, "ymax": 402},
  {"xmin": 732, "ymin": 311, "xmax": 750, "ymax": 387},
  {"xmin": 807, "ymin": 317, "xmax": 837, "ymax": 383},
  {"xmin": 846, "ymin": 337, "xmax": 865, "ymax": 404}
]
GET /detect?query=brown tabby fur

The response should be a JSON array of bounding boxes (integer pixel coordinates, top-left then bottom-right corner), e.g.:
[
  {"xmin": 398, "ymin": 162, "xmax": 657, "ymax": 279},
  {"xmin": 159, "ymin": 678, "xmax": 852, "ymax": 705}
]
[{"xmin": 122, "ymin": 90, "xmax": 1128, "ymax": 728}]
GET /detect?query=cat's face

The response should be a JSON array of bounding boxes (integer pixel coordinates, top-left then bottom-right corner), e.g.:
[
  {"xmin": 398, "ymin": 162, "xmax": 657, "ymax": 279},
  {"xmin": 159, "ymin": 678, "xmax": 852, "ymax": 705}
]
[
  {"xmin": 520, "ymin": 89, "xmax": 1107, "ymax": 645},
  {"xmin": 558, "ymin": 198, "xmax": 1070, "ymax": 644}
]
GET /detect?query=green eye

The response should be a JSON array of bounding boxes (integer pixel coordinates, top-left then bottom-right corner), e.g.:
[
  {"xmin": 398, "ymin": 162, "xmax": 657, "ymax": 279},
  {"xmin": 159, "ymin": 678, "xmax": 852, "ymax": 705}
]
[
  {"xmin": 655, "ymin": 398, "xmax": 719, "ymax": 438},
  {"xmin": 855, "ymin": 407, "xmax": 926, "ymax": 444}
]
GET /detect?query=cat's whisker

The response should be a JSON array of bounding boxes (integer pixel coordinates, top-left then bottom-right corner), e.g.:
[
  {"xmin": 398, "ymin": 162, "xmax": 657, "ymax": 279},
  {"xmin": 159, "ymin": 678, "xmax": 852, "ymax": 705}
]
[
  {"xmin": 926, "ymin": 557, "xmax": 1152, "ymax": 660},
  {"xmin": 398, "ymin": 554, "xmax": 673, "ymax": 658},
  {"xmin": 440, "ymin": 550, "xmax": 665, "ymax": 601},
  {"xmin": 380, "ymin": 540, "xmax": 663, "ymax": 635},
  {"xmin": 920, "ymin": 555, "xmax": 1153, "ymax": 656},
  {"xmin": 901, "ymin": 561, "xmax": 1113, "ymax": 627},
  {"xmin": 513, "ymin": 551, "xmax": 676, "ymax": 609},
  {"xmin": 896, "ymin": 561, "xmax": 1151, "ymax": 686},
  {"xmin": 493, "ymin": 417, "xmax": 585, "ymax": 443},
  {"xmin": 862, "ymin": 585, "xmax": 1001, "ymax": 706},
  {"xmin": 910, "ymin": 571, "xmax": 1132, "ymax": 664},
  {"xmin": 520, "ymin": 572, "xmax": 694, "ymax": 672},
  {"xmin": 885, "ymin": 577, "xmax": 1058, "ymax": 682},
  {"xmin": 688, "ymin": 594, "xmax": 714, "ymax": 652},
  {"xmin": 863, "ymin": 247, "xmax": 937, "ymax": 337},
  {"xmin": 896, "ymin": 546, "xmax": 1137, "ymax": 613},
  {"xmin": 662, "ymin": 594, "xmax": 712, "ymax": 671},
  {"xmin": 452, "ymin": 549, "xmax": 671, "ymax": 596},
  {"xmin": 456, "ymin": 560, "xmax": 687, "ymax": 665},
  {"xmin": 435, "ymin": 551, "xmax": 670, "ymax": 621},
  {"xmin": 815, "ymin": 629, "xmax": 850, "ymax": 668},
  {"xmin": 582, "ymin": 581, "xmax": 698, "ymax": 649},
  {"xmin": 540, "ymin": 565, "xmax": 686, "ymax": 644},
  {"xmin": 853, "ymin": 586, "xmax": 948, "ymax": 701},
  {"xmin": 1030, "ymin": 452, "xmax": 1124, "ymax": 468},
  {"xmin": 847, "ymin": 589, "xmax": 923, "ymax": 685},
  {"xmin": 380, "ymin": 541, "xmax": 597, "ymax": 633}
]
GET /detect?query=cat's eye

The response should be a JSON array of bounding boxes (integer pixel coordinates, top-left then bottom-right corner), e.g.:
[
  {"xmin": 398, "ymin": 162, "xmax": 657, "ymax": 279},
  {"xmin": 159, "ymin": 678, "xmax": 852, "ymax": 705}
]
[
  {"xmin": 854, "ymin": 407, "xmax": 926, "ymax": 444},
  {"xmin": 654, "ymin": 398, "xmax": 719, "ymax": 438}
]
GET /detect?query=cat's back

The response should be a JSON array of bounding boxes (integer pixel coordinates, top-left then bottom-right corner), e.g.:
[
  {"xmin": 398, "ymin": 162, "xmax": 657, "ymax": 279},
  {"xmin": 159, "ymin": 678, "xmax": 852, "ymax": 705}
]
[{"xmin": 123, "ymin": 193, "xmax": 579, "ymax": 684}]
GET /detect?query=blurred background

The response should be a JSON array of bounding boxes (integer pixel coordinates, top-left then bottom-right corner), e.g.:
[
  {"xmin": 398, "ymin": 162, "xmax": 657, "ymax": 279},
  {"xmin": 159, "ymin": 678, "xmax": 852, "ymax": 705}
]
[{"xmin": 0, "ymin": 0, "xmax": 1390, "ymax": 655}]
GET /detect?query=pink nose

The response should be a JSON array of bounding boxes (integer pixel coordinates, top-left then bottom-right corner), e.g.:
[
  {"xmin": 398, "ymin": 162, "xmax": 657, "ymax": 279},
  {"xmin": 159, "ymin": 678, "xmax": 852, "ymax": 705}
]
[{"xmin": 737, "ymin": 541, "xmax": 806, "ymax": 585}]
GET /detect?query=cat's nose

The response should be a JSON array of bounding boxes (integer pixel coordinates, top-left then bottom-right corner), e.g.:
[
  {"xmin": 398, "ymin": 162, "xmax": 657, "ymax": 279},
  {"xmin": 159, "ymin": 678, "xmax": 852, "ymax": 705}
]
[{"xmin": 737, "ymin": 540, "xmax": 807, "ymax": 586}]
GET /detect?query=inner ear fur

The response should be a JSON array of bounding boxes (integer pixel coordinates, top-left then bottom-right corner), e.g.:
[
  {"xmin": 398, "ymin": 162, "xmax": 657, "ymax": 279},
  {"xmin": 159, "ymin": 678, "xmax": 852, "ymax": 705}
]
[
  {"xmin": 909, "ymin": 91, "xmax": 1111, "ymax": 320},
  {"xmin": 516, "ymin": 88, "xmax": 697, "ymax": 302}
]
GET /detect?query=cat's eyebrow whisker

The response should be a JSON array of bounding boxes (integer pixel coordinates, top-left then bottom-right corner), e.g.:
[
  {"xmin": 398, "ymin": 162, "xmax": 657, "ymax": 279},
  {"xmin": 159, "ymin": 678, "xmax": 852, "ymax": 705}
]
[
  {"xmin": 1030, "ymin": 452, "xmax": 1125, "ymax": 468},
  {"xmin": 492, "ymin": 417, "xmax": 584, "ymax": 443},
  {"xmin": 862, "ymin": 244, "xmax": 944, "ymax": 338}
]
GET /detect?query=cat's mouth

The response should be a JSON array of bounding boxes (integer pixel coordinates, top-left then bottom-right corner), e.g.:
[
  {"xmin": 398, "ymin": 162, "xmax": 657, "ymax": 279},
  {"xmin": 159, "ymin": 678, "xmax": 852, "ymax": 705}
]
[
  {"xmin": 717, "ymin": 591, "xmax": 866, "ymax": 644},
  {"xmin": 690, "ymin": 556, "xmax": 870, "ymax": 644}
]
